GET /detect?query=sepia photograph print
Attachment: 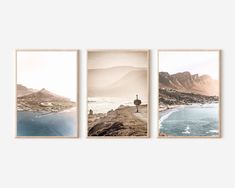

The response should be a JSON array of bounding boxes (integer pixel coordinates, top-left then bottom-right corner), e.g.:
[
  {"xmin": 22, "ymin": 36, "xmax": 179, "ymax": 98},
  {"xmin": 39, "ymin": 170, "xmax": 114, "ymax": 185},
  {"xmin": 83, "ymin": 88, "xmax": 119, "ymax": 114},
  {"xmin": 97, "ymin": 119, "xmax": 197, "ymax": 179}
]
[
  {"xmin": 88, "ymin": 50, "xmax": 149, "ymax": 137},
  {"xmin": 16, "ymin": 50, "xmax": 78, "ymax": 138},
  {"xmin": 158, "ymin": 50, "xmax": 221, "ymax": 138}
]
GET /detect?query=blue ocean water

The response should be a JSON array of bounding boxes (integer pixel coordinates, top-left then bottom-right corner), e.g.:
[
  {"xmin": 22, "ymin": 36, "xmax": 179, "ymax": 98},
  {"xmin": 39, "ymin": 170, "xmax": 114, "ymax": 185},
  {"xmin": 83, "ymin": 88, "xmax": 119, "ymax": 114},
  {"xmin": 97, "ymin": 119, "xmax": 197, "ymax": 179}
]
[
  {"xmin": 159, "ymin": 103, "xmax": 219, "ymax": 137},
  {"xmin": 17, "ymin": 108, "xmax": 77, "ymax": 137}
]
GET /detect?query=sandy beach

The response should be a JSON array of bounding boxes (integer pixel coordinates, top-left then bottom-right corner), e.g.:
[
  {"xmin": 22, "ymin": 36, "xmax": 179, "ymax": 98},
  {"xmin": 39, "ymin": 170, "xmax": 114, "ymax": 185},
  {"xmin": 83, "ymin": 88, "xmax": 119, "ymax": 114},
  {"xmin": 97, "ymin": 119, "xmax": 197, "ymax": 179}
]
[{"xmin": 159, "ymin": 104, "xmax": 180, "ymax": 112}]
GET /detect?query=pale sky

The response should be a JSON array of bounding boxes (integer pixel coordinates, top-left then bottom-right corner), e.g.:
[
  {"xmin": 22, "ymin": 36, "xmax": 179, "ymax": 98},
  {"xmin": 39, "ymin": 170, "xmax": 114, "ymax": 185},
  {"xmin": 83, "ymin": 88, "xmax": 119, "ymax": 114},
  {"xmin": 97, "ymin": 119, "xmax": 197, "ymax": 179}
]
[
  {"xmin": 88, "ymin": 51, "xmax": 148, "ymax": 69},
  {"xmin": 17, "ymin": 51, "xmax": 77, "ymax": 101},
  {"xmin": 159, "ymin": 51, "xmax": 219, "ymax": 80}
]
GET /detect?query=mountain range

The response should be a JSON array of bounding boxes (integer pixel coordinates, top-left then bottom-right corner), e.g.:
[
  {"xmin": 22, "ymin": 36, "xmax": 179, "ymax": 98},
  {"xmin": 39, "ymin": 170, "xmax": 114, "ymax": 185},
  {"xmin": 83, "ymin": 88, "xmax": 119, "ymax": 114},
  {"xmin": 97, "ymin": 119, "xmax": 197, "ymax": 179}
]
[
  {"xmin": 17, "ymin": 84, "xmax": 37, "ymax": 97},
  {"xmin": 159, "ymin": 71, "xmax": 219, "ymax": 96},
  {"xmin": 88, "ymin": 66, "xmax": 148, "ymax": 99},
  {"xmin": 17, "ymin": 85, "xmax": 75, "ymax": 112}
]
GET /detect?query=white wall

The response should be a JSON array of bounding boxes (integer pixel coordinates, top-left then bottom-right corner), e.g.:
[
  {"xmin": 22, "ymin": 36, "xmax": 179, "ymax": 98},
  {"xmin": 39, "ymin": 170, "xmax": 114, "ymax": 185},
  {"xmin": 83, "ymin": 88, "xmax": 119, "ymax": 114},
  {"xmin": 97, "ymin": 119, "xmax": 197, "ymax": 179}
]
[{"xmin": 0, "ymin": 0, "xmax": 234, "ymax": 188}]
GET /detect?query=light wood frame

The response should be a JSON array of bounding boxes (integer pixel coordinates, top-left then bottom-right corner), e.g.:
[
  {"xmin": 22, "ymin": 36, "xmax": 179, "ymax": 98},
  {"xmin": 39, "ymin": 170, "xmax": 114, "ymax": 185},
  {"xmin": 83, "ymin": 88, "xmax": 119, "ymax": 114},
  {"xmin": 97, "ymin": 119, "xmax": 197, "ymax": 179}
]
[
  {"xmin": 15, "ymin": 49, "xmax": 79, "ymax": 139},
  {"xmin": 157, "ymin": 49, "xmax": 222, "ymax": 138},
  {"xmin": 87, "ymin": 49, "xmax": 150, "ymax": 138}
]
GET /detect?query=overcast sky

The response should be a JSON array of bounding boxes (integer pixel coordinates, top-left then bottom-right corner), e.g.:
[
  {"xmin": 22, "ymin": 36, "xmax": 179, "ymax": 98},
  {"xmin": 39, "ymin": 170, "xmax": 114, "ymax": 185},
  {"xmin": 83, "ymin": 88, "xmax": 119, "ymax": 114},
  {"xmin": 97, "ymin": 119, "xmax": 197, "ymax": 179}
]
[
  {"xmin": 159, "ymin": 51, "xmax": 219, "ymax": 80},
  {"xmin": 17, "ymin": 51, "xmax": 77, "ymax": 101},
  {"xmin": 88, "ymin": 51, "xmax": 148, "ymax": 69}
]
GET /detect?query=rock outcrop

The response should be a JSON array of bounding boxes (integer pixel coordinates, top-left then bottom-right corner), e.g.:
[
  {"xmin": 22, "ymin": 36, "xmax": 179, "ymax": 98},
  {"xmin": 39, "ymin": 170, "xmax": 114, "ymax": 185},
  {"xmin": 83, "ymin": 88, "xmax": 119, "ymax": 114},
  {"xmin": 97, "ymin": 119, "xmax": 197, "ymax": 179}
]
[
  {"xmin": 88, "ymin": 105, "xmax": 148, "ymax": 136},
  {"xmin": 89, "ymin": 122, "xmax": 125, "ymax": 136}
]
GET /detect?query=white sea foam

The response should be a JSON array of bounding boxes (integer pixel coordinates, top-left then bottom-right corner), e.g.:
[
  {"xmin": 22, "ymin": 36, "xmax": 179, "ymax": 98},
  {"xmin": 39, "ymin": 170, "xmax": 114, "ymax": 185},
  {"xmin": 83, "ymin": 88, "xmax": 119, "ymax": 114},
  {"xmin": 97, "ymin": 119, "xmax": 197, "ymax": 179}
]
[
  {"xmin": 182, "ymin": 126, "xmax": 191, "ymax": 134},
  {"xmin": 209, "ymin": 130, "xmax": 219, "ymax": 133}
]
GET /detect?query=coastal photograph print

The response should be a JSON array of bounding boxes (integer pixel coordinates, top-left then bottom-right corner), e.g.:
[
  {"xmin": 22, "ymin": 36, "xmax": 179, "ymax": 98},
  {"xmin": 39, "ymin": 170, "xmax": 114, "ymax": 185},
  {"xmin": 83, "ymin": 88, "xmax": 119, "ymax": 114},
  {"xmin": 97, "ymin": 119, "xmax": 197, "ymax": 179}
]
[
  {"xmin": 88, "ymin": 50, "xmax": 149, "ymax": 137},
  {"xmin": 16, "ymin": 50, "xmax": 78, "ymax": 138},
  {"xmin": 158, "ymin": 50, "xmax": 221, "ymax": 138}
]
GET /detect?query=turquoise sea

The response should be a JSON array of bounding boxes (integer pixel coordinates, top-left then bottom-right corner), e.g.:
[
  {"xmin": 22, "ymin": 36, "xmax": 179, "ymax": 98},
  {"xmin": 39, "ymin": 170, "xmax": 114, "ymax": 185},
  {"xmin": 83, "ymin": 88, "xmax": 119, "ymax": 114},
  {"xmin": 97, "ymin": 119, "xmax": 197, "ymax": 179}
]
[
  {"xmin": 17, "ymin": 108, "xmax": 77, "ymax": 137},
  {"xmin": 159, "ymin": 103, "xmax": 219, "ymax": 137}
]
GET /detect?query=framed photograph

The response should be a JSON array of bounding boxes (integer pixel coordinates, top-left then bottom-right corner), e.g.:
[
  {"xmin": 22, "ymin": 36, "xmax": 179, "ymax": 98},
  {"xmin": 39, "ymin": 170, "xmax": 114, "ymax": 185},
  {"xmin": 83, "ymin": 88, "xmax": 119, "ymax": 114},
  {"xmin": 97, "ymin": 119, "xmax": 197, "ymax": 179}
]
[
  {"xmin": 87, "ymin": 50, "xmax": 149, "ymax": 137},
  {"xmin": 16, "ymin": 50, "xmax": 78, "ymax": 138},
  {"xmin": 158, "ymin": 50, "xmax": 221, "ymax": 138}
]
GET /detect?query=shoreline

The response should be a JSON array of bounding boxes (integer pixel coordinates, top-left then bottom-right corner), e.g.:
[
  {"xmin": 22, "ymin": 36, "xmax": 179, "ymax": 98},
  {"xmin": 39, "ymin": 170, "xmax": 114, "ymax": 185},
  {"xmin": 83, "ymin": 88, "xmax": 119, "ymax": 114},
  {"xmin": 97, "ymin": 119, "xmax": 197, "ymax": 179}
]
[
  {"xmin": 17, "ymin": 105, "xmax": 76, "ymax": 115},
  {"xmin": 159, "ymin": 102, "xmax": 219, "ymax": 137},
  {"xmin": 159, "ymin": 104, "xmax": 181, "ymax": 112}
]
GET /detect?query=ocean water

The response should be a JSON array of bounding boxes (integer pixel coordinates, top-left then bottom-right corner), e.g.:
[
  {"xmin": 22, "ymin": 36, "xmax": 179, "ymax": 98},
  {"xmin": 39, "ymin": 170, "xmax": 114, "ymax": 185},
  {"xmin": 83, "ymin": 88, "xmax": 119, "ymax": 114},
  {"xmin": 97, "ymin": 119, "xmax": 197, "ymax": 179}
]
[
  {"xmin": 88, "ymin": 97, "xmax": 147, "ymax": 114},
  {"xmin": 17, "ymin": 108, "xmax": 77, "ymax": 137},
  {"xmin": 159, "ymin": 103, "xmax": 219, "ymax": 137}
]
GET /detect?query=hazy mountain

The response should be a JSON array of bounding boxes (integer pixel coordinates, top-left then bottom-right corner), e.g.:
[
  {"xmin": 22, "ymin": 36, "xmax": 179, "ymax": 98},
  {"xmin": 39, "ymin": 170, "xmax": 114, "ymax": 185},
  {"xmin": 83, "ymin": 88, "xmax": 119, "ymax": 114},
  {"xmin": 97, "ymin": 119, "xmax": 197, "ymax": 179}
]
[
  {"xmin": 17, "ymin": 88, "xmax": 75, "ymax": 112},
  {"xmin": 18, "ymin": 88, "xmax": 71, "ymax": 102},
  {"xmin": 17, "ymin": 84, "xmax": 37, "ymax": 97},
  {"xmin": 106, "ymin": 70, "xmax": 147, "ymax": 98},
  {"xmin": 88, "ymin": 66, "xmax": 145, "ymax": 88},
  {"xmin": 159, "ymin": 71, "xmax": 219, "ymax": 96},
  {"xmin": 88, "ymin": 66, "xmax": 147, "ymax": 99}
]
